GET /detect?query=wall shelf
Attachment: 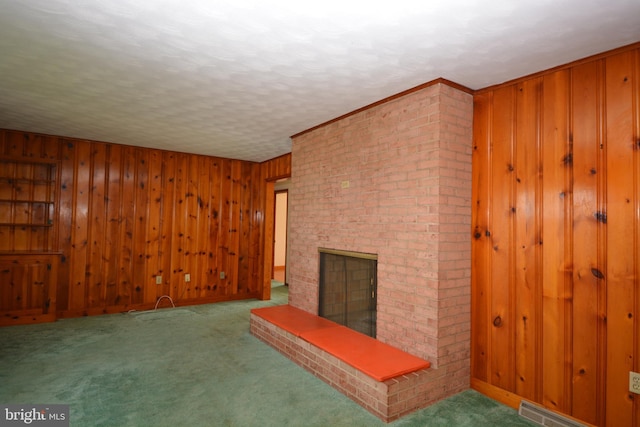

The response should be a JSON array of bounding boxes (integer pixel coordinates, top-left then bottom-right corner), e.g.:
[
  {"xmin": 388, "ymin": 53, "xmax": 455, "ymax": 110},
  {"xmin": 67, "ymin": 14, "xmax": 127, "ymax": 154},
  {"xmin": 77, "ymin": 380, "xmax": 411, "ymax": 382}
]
[
  {"xmin": 0, "ymin": 156, "xmax": 60, "ymax": 325},
  {"xmin": 0, "ymin": 158, "xmax": 57, "ymax": 232}
]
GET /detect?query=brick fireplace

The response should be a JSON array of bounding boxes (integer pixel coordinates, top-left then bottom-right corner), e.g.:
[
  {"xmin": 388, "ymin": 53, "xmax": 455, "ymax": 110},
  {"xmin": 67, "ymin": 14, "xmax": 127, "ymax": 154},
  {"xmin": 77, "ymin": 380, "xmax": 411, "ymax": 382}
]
[{"xmin": 287, "ymin": 80, "xmax": 473, "ymax": 406}]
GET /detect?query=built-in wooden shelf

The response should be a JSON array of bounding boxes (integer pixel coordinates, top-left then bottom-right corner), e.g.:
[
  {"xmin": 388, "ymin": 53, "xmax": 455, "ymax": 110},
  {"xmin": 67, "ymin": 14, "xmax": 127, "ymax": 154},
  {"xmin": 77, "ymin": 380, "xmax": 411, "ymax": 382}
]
[
  {"xmin": 0, "ymin": 156, "xmax": 60, "ymax": 325},
  {"xmin": 0, "ymin": 155, "xmax": 58, "ymax": 165},
  {"xmin": 0, "ymin": 223, "xmax": 53, "ymax": 227},
  {"xmin": 0, "ymin": 157, "xmax": 57, "ymax": 233},
  {"xmin": 0, "ymin": 199, "xmax": 55, "ymax": 204}
]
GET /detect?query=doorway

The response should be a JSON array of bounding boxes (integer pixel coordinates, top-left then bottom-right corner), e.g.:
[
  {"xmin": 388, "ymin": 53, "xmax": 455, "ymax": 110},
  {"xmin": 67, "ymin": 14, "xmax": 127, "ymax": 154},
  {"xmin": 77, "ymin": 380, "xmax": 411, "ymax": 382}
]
[{"xmin": 272, "ymin": 187, "xmax": 288, "ymax": 286}]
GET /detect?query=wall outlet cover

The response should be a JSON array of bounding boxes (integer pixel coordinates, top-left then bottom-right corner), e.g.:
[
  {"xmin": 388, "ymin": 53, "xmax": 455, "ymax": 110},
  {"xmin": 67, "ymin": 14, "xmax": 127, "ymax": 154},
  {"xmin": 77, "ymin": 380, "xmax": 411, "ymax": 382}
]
[{"xmin": 630, "ymin": 371, "xmax": 640, "ymax": 394}]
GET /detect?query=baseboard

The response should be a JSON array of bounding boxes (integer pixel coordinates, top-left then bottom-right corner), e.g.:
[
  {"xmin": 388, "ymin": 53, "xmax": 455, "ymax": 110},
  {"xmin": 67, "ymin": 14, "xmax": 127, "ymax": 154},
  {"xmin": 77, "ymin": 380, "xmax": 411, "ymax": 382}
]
[
  {"xmin": 471, "ymin": 378, "xmax": 596, "ymax": 427},
  {"xmin": 471, "ymin": 378, "xmax": 522, "ymax": 409}
]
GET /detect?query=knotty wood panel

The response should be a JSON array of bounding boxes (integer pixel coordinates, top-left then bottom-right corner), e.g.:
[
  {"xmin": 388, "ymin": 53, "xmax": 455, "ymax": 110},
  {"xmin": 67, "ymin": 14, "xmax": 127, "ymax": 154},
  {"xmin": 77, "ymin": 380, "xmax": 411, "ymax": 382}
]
[
  {"xmin": 490, "ymin": 85, "xmax": 516, "ymax": 392},
  {"xmin": 144, "ymin": 148, "xmax": 163, "ymax": 304},
  {"xmin": 0, "ymin": 129, "xmax": 291, "ymax": 319},
  {"xmin": 69, "ymin": 141, "xmax": 90, "ymax": 312},
  {"xmin": 514, "ymin": 78, "xmax": 542, "ymax": 401},
  {"xmin": 471, "ymin": 91, "xmax": 491, "ymax": 383},
  {"xmin": 104, "ymin": 144, "xmax": 123, "ymax": 307},
  {"xmin": 540, "ymin": 69, "xmax": 571, "ymax": 414},
  {"xmin": 88, "ymin": 143, "xmax": 107, "ymax": 309},
  {"xmin": 604, "ymin": 51, "xmax": 636, "ymax": 427},
  {"xmin": 472, "ymin": 45, "xmax": 640, "ymax": 426},
  {"xmin": 0, "ymin": 253, "xmax": 58, "ymax": 325},
  {"xmin": 571, "ymin": 59, "xmax": 604, "ymax": 425}
]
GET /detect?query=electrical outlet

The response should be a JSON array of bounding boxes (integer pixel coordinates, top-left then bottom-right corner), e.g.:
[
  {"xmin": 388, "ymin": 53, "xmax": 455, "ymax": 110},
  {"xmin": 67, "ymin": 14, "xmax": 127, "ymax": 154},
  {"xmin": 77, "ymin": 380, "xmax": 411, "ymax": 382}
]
[
  {"xmin": 155, "ymin": 275, "xmax": 162, "ymax": 285},
  {"xmin": 185, "ymin": 273, "xmax": 191, "ymax": 282},
  {"xmin": 220, "ymin": 271, "xmax": 226, "ymax": 279},
  {"xmin": 630, "ymin": 371, "xmax": 640, "ymax": 394}
]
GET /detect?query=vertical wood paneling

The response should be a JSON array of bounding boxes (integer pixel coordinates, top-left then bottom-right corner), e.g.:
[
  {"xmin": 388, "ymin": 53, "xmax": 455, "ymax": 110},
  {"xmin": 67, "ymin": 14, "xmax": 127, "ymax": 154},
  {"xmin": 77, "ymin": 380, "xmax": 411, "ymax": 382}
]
[
  {"xmin": 117, "ymin": 146, "xmax": 136, "ymax": 307},
  {"xmin": 219, "ymin": 160, "xmax": 232, "ymax": 295},
  {"xmin": 489, "ymin": 85, "xmax": 516, "ymax": 391},
  {"xmin": 514, "ymin": 78, "xmax": 542, "ymax": 401},
  {"xmin": 208, "ymin": 158, "xmax": 222, "ymax": 295},
  {"xmin": 471, "ymin": 92, "xmax": 491, "ymax": 382},
  {"xmin": 237, "ymin": 162, "xmax": 253, "ymax": 294},
  {"xmin": 28, "ymin": 262, "xmax": 45, "ymax": 311},
  {"xmin": 57, "ymin": 140, "xmax": 75, "ymax": 311},
  {"xmin": 634, "ymin": 48, "xmax": 640, "ymax": 427},
  {"xmin": 195, "ymin": 156, "xmax": 211, "ymax": 298},
  {"xmin": 88, "ymin": 143, "xmax": 107, "ymax": 309},
  {"xmin": 0, "ymin": 254, "xmax": 56, "ymax": 322},
  {"xmin": 228, "ymin": 161, "xmax": 241, "ymax": 294},
  {"xmin": 170, "ymin": 153, "xmax": 188, "ymax": 300},
  {"xmin": 604, "ymin": 51, "xmax": 636, "ymax": 427},
  {"xmin": 261, "ymin": 153, "xmax": 292, "ymax": 180},
  {"xmin": 570, "ymin": 60, "xmax": 603, "ymax": 425},
  {"xmin": 540, "ymin": 69, "xmax": 571, "ymax": 413},
  {"xmin": 473, "ymin": 44, "xmax": 640, "ymax": 427},
  {"xmin": 1, "ymin": 129, "xmax": 288, "ymax": 318},
  {"xmin": 248, "ymin": 164, "xmax": 262, "ymax": 295},
  {"xmin": 104, "ymin": 145, "xmax": 122, "ymax": 306},
  {"xmin": 159, "ymin": 151, "xmax": 175, "ymax": 299},
  {"xmin": 12, "ymin": 260, "xmax": 25, "ymax": 310},
  {"xmin": 145, "ymin": 149, "xmax": 163, "ymax": 304},
  {"xmin": 131, "ymin": 148, "xmax": 149, "ymax": 305},
  {"xmin": 250, "ymin": 164, "xmax": 262, "ymax": 289},
  {"xmin": 184, "ymin": 155, "xmax": 199, "ymax": 299},
  {"xmin": 0, "ymin": 259, "xmax": 9, "ymax": 309},
  {"xmin": 69, "ymin": 142, "xmax": 90, "ymax": 311}
]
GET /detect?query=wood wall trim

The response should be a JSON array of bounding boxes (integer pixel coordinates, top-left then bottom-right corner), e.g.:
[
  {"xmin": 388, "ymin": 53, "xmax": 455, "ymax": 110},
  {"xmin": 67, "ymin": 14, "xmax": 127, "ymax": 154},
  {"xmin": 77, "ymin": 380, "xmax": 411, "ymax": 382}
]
[
  {"xmin": 0, "ymin": 128, "xmax": 261, "ymax": 165},
  {"xmin": 471, "ymin": 378, "xmax": 522, "ymax": 409},
  {"xmin": 290, "ymin": 78, "xmax": 472, "ymax": 139},
  {"xmin": 476, "ymin": 41, "xmax": 640, "ymax": 94}
]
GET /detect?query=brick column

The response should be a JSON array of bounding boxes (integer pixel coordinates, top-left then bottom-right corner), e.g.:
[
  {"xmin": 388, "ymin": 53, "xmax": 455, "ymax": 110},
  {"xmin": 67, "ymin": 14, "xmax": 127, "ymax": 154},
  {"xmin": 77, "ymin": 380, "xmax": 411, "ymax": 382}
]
[{"xmin": 288, "ymin": 81, "xmax": 473, "ymax": 399}]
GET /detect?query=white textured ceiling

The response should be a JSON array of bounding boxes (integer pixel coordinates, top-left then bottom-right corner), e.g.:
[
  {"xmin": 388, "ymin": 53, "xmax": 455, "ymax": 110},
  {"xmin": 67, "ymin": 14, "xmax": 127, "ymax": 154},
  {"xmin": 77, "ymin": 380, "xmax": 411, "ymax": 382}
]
[{"xmin": 0, "ymin": 1, "xmax": 638, "ymax": 162}]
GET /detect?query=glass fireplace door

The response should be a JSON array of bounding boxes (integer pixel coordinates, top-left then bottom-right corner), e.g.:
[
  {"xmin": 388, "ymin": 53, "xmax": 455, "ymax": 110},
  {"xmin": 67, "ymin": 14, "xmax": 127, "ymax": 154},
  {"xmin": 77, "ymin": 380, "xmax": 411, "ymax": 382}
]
[{"xmin": 318, "ymin": 249, "xmax": 377, "ymax": 337}]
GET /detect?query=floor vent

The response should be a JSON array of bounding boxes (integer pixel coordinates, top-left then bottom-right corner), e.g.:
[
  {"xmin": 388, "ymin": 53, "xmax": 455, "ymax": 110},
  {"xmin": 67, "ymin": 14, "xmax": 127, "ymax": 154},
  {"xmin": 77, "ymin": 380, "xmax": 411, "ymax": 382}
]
[{"xmin": 518, "ymin": 401, "xmax": 587, "ymax": 427}]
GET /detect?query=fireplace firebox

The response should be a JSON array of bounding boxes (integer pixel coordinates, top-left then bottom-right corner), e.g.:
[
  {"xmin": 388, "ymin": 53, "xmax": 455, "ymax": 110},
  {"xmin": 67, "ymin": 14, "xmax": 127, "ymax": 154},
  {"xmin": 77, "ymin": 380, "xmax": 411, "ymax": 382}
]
[{"xmin": 318, "ymin": 248, "xmax": 377, "ymax": 337}]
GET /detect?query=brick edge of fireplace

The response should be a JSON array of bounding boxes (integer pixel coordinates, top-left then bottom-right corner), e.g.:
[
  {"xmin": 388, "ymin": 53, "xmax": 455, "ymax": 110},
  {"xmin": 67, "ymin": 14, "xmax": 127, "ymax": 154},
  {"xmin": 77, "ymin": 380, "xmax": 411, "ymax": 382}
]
[{"xmin": 250, "ymin": 312, "xmax": 465, "ymax": 422}]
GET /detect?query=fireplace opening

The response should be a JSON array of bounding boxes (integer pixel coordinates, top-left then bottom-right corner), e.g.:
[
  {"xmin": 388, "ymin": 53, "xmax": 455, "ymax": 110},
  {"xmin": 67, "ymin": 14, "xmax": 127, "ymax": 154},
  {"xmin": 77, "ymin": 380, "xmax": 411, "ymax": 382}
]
[{"xmin": 318, "ymin": 248, "xmax": 377, "ymax": 338}]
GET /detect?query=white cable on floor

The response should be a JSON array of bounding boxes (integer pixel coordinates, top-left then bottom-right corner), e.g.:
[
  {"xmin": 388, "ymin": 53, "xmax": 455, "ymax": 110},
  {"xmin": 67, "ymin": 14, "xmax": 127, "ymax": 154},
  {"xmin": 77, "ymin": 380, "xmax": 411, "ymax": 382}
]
[
  {"xmin": 127, "ymin": 295, "xmax": 176, "ymax": 314},
  {"xmin": 154, "ymin": 295, "xmax": 176, "ymax": 310}
]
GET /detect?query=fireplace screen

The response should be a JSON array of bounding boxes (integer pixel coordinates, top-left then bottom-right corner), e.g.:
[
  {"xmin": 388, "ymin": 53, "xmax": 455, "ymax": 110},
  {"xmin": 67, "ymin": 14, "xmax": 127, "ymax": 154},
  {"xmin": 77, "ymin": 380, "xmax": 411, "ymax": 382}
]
[{"xmin": 318, "ymin": 249, "xmax": 377, "ymax": 338}]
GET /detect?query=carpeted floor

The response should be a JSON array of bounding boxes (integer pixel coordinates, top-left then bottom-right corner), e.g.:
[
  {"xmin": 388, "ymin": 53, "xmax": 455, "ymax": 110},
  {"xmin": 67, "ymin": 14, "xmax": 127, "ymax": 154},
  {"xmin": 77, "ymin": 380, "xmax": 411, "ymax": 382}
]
[{"xmin": 0, "ymin": 282, "xmax": 536, "ymax": 426}]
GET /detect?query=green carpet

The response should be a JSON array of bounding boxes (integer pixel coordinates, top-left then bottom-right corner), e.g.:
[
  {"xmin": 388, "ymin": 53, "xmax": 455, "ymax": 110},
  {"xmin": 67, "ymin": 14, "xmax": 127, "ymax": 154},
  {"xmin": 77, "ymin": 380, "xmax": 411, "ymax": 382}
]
[{"xmin": 0, "ymin": 283, "xmax": 536, "ymax": 426}]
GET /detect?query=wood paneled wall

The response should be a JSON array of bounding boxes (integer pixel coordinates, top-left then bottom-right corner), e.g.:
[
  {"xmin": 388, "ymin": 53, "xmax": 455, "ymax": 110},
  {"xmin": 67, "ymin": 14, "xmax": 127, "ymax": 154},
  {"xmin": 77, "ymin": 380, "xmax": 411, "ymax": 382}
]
[
  {"xmin": 472, "ymin": 44, "xmax": 640, "ymax": 426},
  {"xmin": 0, "ymin": 129, "xmax": 291, "ymax": 317}
]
